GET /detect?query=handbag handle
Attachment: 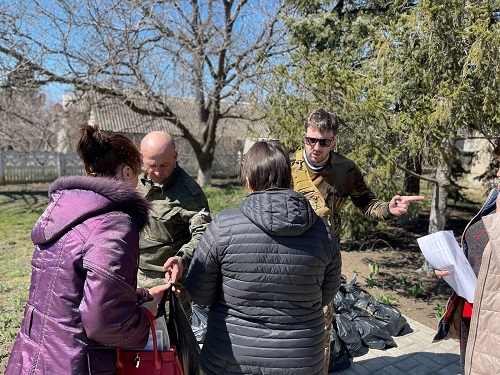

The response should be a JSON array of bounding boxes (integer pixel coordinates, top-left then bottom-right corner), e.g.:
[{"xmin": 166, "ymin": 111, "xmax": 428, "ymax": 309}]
[{"xmin": 116, "ymin": 307, "xmax": 161, "ymax": 371}]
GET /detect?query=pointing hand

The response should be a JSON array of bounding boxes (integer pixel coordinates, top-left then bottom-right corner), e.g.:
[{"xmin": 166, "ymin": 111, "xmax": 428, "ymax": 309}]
[{"xmin": 389, "ymin": 195, "xmax": 425, "ymax": 216}]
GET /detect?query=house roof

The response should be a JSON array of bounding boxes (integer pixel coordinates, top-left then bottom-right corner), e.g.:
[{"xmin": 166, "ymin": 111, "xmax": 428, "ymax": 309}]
[{"xmin": 68, "ymin": 94, "xmax": 269, "ymax": 140}]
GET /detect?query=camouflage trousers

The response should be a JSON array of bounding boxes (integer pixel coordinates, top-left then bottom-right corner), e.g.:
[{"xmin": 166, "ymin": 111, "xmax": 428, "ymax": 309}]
[
  {"xmin": 323, "ymin": 302, "xmax": 333, "ymax": 375},
  {"xmin": 137, "ymin": 268, "xmax": 192, "ymax": 318}
]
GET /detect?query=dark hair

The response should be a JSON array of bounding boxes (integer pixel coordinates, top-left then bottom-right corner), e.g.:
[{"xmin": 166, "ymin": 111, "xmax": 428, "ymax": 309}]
[
  {"xmin": 304, "ymin": 108, "xmax": 341, "ymax": 134},
  {"xmin": 494, "ymin": 138, "xmax": 500, "ymax": 157},
  {"xmin": 77, "ymin": 124, "xmax": 142, "ymax": 177},
  {"xmin": 240, "ymin": 140, "xmax": 291, "ymax": 191}
]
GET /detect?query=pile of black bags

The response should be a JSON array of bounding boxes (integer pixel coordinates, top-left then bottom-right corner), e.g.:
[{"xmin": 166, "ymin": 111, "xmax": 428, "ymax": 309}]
[{"xmin": 329, "ymin": 275, "xmax": 408, "ymax": 372}]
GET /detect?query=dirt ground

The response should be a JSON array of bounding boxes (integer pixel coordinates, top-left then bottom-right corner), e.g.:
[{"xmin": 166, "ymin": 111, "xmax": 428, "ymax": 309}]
[{"xmin": 338, "ymin": 202, "xmax": 478, "ymax": 329}]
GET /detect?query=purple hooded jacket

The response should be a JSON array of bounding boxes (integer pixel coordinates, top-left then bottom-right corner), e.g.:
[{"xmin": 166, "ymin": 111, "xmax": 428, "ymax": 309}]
[{"xmin": 6, "ymin": 176, "xmax": 152, "ymax": 375}]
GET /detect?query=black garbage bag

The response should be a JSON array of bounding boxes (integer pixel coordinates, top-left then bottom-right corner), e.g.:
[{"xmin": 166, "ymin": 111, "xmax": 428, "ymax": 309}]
[
  {"xmin": 350, "ymin": 311, "xmax": 397, "ymax": 350},
  {"xmin": 341, "ymin": 275, "xmax": 370, "ymax": 307},
  {"xmin": 190, "ymin": 303, "xmax": 209, "ymax": 344},
  {"xmin": 354, "ymin": 296, "xmax": 407, "ymax": 336},
  {"xmin": 334, "ymin": 313, "xmax": 367, "ymax": 357},
  {"xmin": 333, "ymin": 289, "xmax": 349, "ymax": 312},
  {"xmin": 163, "ymin": 288, "xmax": 201, "ymax": 375},
  {"xmin": 328, "ymin": 323, "xmax": 352, "ymax": 373}
]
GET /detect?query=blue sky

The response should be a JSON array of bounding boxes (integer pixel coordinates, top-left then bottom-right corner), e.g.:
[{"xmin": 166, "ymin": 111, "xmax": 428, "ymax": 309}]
[{"xmin": 4, "ymin": 0, "xmax": 288, "ymax": 105}]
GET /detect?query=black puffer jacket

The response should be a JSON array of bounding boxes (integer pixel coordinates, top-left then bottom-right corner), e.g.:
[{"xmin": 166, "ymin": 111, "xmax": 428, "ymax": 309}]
[{"xmin": 185, "ymin": 188, "xmax": 341, "ymax": 375}]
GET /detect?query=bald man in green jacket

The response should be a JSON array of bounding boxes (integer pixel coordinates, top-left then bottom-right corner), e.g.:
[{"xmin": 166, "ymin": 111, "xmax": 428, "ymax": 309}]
[{"xmin": 137, "ymin": 131, "xmax": 211, "ymax": 315}]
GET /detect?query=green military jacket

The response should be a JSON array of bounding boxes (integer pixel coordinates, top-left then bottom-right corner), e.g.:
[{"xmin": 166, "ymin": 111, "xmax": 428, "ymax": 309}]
[
  {"xmin": 137, "ymin": 165, "xmax": 211, "ymax": 280},
  {"xmin": 291, "ymin": 150, "xmax": 391, "ymax": 241}
]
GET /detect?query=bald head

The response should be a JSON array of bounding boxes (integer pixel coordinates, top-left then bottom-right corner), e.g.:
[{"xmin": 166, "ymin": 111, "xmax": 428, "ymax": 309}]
[
  {"xmin": 141, "ymin": 131, "xmax": 176, "ymax": 153},
  {"xmin": 141, "ymin": 131, "xmax": 178, "ymax": 183}
]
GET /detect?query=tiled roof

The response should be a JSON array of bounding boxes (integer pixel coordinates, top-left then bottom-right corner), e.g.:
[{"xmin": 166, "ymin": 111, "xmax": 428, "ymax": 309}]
[{"xmin": 69, "ymin": 94, "xmax": 269, "ymax": 139}]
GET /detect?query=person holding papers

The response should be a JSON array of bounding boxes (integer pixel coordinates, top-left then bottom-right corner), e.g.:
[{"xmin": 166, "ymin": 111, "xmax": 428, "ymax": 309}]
[
  {"xmin": 433, "ymin": 138, "xmax": 500, "ymax": 373},
  {"xmin": 463, "ymin": 178, "xmax": 500, "ymax": 374}
]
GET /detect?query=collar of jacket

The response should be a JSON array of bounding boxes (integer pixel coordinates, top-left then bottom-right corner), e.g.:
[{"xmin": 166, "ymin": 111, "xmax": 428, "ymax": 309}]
[
  {"xmin": 140, "ymin": 163, "xmax": 181, "ymax": 192},
  {"xmin": 300, "ymin": 149, "xmax": 332, "ymax": 172}
]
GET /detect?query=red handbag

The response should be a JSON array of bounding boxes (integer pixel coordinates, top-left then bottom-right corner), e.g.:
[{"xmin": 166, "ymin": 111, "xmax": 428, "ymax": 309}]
[{"xmin": 115, "ymin": 307, "xmax": 183, "ymax": 375}]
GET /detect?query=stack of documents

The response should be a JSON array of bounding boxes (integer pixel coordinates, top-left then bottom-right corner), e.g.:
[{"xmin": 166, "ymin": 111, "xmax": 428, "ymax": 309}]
[{"xmin": 417, "ymin": 230, "xmax": 477, "ymax": 303}]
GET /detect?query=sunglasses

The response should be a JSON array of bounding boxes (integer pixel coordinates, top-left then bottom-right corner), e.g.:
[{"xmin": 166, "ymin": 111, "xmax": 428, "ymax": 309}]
[{"xmin": 304, "ymin": 137, "xmax": 333, "ymax": 147}]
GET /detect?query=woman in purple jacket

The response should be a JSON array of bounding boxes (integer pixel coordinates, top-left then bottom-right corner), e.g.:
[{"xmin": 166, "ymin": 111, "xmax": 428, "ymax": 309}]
[{"xmin": 6, "ymin": 125, "xmax": 169, "ymax": 375}]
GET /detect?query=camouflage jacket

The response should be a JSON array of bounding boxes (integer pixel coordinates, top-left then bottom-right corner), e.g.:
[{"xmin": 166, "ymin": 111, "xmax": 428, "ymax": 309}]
[
  {"xmin": 291, "ymin": 150, "xmax": 391, "ymax": 241},
  {"xmin": 137, "ymin": 165, "xmax": 211, "ymax": 278}
]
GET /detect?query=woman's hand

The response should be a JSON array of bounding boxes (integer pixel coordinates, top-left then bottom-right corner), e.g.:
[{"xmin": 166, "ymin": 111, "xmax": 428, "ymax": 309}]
[
  {"xmin": 141, "ymin": 284, "xmax": 170, "ymax": 315},
  {"xmin": 434, "ymin": 269, "xmax": 452, "ymax": 278},
  {"xmin": 148, "ymin": 283, "xmax": 170, "ymax": 300}
]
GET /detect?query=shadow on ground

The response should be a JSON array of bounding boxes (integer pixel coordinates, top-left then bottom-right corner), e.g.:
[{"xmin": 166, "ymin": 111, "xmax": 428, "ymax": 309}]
[{"xmin": 0, "ymin": 183, "xmax": 50, "ymax": 212}]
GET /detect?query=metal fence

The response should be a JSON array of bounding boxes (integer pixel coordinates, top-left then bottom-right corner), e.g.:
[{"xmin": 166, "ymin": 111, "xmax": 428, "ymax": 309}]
[{"xmin": 0, "ymin": 150, "xmax": 240, "ymax": 185}]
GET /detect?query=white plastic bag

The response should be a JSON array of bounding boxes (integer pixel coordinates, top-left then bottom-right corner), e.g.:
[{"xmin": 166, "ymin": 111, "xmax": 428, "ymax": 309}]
[{"xmin": 140, "ymin": 299, "xmax": 170, "ymax": 351}]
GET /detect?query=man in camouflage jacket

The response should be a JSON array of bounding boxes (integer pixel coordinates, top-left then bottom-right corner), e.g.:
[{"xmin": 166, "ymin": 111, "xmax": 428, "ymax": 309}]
[
  {"xmin": 138, "ymin": 131, "xmax": 211, "ymax": 314},
  {"xmin": 292, "ymin": 148, "xmax": 393, "ymax": 241},
  {"xmin": 292, "ymin": 108, "xmax": 424, "ymax": 374},
  {"xmin": 292, "ymin": 108, "xmax": 423, "ymax": 242}
]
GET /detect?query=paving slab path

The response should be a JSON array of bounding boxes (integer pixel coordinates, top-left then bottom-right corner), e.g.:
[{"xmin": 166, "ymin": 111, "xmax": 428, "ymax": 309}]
[{"xmin": 331, "ymin": 316, "xmax": 461, "ymax": 375}]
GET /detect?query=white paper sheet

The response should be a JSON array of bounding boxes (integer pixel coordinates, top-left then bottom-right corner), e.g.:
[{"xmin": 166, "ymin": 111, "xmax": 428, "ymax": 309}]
[{"xmin": 416, "ymin": 230, "xmax": 477, "ymax": 303}]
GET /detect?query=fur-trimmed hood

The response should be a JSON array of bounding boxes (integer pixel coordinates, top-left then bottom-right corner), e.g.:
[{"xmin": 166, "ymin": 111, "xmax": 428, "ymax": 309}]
[{"xmin": 32, "ymin": 175, "xmax": 150, "ymax": 245}]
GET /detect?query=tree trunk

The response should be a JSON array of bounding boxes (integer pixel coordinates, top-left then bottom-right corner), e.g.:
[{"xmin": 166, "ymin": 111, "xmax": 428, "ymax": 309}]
[
  {"xmin": 404, "ymin": 156, "xmax": 422, "ymax": 195},
  {"xmin": 428, "ymin": 176, "xmax": 448, "ymax": 234},
  {"xmin": 418, "ymin": 140, "xmax": 453, "ymax": 275},
  {"xmin": 398, "ymin": 156, "xmax": 423, "ymax": 226},
  {"xmin": 195, "ymin": 150, "xmax": 215, "ymax": 187},
  {"xmin": 197, "ymin": 168, "xmax": 212, "ymax": 187}
]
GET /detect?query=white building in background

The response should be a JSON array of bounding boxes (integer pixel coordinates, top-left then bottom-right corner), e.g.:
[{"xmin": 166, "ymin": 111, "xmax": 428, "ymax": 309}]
[
  {"xmin": 456, "ymin": 133, "xmax": 494, "ymax": 191},
  {"xmin": 57, "ymin": 93, "xmax": 270, "ymax": 178}
]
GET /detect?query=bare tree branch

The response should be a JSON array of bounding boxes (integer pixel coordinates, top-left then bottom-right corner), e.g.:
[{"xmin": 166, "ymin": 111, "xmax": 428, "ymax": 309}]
[{"xmin": 0, "ymin": 0, "xmax": 292, "ymax": 184}]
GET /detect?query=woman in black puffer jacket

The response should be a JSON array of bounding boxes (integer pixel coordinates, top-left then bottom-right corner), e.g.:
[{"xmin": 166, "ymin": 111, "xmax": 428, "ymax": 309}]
[{"xmin": 185, "ymin": 141, "xmax": 342, "ymax": 375}]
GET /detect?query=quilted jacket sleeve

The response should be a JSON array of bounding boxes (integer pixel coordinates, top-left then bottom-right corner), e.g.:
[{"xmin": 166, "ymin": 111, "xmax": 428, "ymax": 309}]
[
  {"xmin": 483, "ymin": 212, "xmax": 500, "ymax": 266},
  {"xmin": 464, "ymin": 211, "xmax": 500, "ymax": 374},
  {"xmin": 184, "ymin": 217, "xmax": 221, "ymax": 306},
  {"xmin": 321, "ymin": 233, "xmax": 342, "ymax": 307}
]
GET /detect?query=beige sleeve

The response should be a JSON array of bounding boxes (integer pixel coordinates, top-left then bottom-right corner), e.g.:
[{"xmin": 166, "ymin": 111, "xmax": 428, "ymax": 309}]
[{"xmin": 482, "ymin": 212, "xmax": 500, "ymax": 266}]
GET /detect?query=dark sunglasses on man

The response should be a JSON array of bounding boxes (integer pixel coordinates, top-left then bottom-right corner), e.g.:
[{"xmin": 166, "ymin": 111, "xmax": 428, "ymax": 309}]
[{"xmin": 304, "ymin": 137, "xmax": 333, "ymax": 147}]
